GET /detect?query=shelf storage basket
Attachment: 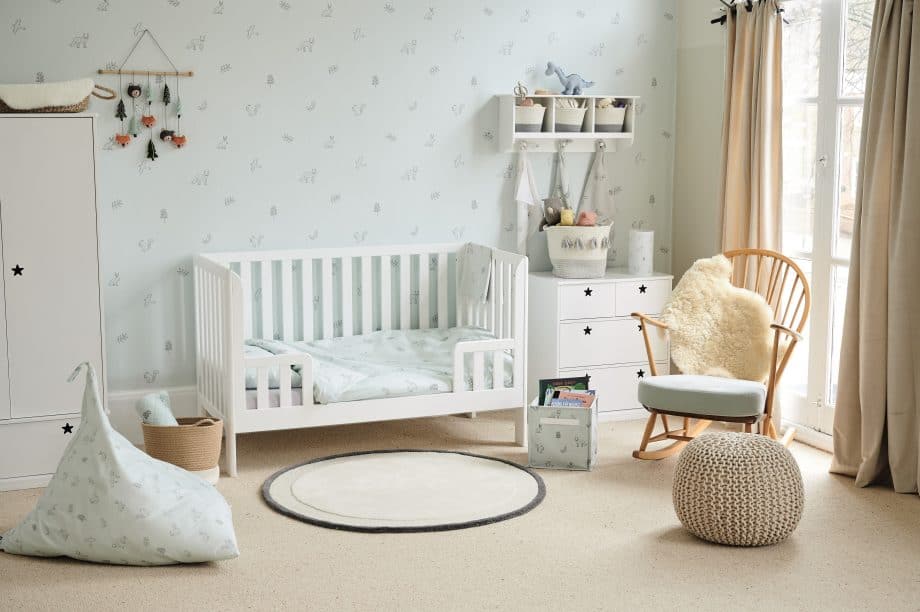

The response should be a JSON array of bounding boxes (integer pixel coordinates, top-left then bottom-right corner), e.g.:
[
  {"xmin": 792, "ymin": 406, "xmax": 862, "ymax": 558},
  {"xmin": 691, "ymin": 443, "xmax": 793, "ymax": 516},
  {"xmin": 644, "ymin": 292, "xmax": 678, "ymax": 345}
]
[
  {"xmin": 595, "ymin": 106, "xmax": 626, "ymax": 132},
  {"xmin": 142, "ymin": 417, "xmax": 223, "ymax": 472},
  {"xmin": 527, "ymin": 397, "xmax": 598, "ymax": 471},
  {"xmin": 514, "ymin": 104, "xmax": 546, "ymax": 132},
  {"xmin": 0, "ymin": 79, "xmax": 115, "ymax": 114},
  {"xmin": 545, "ymin": 224, "xmax": 612, "ymax": 278}
]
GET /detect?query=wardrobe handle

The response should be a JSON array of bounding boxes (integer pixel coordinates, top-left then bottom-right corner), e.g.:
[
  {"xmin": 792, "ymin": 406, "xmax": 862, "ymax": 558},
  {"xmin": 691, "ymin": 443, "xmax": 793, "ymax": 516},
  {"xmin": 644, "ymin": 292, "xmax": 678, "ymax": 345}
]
[
  {"xmin": 636, "ymin": 369, "xmax": 645, "ymax": 379},
  {"xmin": 638, "ymin": 284, "xmax": 647, "ymax": 294},
  {"xmin": 583, "ymin": 287, "xmax": 593, "ymax": 297}
]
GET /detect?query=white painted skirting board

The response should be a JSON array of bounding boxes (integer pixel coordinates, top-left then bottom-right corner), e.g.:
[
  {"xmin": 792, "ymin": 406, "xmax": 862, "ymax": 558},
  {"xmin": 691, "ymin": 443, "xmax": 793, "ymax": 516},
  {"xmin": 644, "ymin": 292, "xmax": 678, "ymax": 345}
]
[{"xmin": 108, "ymin": 386, "xmax": 198, "ymax": 445}]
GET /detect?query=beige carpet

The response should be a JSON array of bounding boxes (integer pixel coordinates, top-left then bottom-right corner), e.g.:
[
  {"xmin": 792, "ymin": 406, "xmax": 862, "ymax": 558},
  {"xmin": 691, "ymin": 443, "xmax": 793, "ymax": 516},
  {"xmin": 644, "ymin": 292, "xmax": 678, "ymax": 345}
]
[{"xmin": 1, "ymin": 413, "xmax": 917, "ymax": 611}]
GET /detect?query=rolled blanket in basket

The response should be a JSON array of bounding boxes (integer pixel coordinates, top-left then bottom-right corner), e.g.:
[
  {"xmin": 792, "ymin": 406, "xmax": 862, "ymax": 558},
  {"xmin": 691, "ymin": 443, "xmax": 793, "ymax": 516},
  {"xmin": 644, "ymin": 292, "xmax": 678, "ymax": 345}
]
[{"xmin": 0, "ymin": 78, "xmax": 99, "ymax": 112}]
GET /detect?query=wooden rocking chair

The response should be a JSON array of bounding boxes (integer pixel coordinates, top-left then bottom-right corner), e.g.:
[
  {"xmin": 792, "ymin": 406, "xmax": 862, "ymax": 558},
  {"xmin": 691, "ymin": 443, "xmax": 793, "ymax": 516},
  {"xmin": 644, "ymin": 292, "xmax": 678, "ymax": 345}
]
[{"xmin": 631, "ymin": 249, "xmax": 811, "ymax": 460}]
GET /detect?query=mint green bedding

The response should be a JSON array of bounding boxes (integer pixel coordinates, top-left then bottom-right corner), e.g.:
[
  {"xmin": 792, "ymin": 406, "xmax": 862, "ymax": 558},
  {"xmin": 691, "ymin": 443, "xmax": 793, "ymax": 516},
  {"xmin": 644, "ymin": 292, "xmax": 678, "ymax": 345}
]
[{"xmin": 244, "ymin": 326, "xmax": 513, "ymax": 404}]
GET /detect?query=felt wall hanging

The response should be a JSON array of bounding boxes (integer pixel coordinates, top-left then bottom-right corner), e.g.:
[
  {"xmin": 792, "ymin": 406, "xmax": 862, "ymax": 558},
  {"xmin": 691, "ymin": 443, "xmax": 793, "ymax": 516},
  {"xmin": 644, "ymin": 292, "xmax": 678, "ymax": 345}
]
[{"xmin": 103, "ymin": 29, "xmax": 192, "ymax": 160}]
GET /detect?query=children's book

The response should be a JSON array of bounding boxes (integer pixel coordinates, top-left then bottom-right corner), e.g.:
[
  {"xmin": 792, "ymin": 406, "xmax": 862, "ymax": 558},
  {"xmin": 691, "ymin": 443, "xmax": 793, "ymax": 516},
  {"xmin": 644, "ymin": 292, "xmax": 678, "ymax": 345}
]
[
  {"xmin": 548, "ymin": 390, "xmax": 596, "ymax": 408},
  {"xmin": 538, "ymin": 375, "xmax": 590, "ymax": 406}
]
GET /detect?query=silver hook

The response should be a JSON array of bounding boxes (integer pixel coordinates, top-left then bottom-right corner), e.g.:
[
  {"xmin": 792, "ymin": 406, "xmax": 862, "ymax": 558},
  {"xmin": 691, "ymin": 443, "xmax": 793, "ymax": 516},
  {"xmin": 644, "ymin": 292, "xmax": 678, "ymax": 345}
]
[
  {"xmin": 519, "ymin": 141, "xmax": 528, "ymax": 151},
  {"xmin": 597, "ymin": 140, "xmax": 606, "ymax": 150}
]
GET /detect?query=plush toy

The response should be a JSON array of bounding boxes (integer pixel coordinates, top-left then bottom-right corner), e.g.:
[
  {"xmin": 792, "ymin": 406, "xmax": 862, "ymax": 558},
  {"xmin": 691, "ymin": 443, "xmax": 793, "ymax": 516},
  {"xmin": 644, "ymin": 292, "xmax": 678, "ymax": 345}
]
[
  {"xmin": 172, "ymin": 134, "xmax": 188, "ymax": 148},
  {"xmin": 559, "ymin": 208, "xmax": 575, "ymax": 226},
  {"xmin": 576, "ymin": 211, "xmax": 598, "ymax": 226},
  {"xmin": 141, "ymin": 114, "xmax": 156, "ymax": 128},
  {"xmin": 545, "ymin": 62, "xmax": 595, "ymax": 95},
  {"xmin": 539, "ymin": 197, "xmax": 564, "ymax": 231},
  {"xmin": 114, "ymin": 133, "xmax": 131, "ymax": 147}
]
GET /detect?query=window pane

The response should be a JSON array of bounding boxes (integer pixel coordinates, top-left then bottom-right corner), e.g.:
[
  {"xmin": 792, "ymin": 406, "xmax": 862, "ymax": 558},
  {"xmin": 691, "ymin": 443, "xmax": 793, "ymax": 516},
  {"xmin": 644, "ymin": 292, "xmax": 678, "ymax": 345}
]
[
  {"xmin": 782, "ymin": 103, "xmax": 818, "ymax": 254},
  {"xmin": 842, "ymin": 0, "xmax": 874, "ymax": 96},
  {"xmin": 828, "ymin": 265, "xmax": 849, "ymax": 406},
  {"xmin": 836, "ymin": 106, "xmax": 862, "ymax": 258},
  {"xmin": 783, "ymin": 2, "xmax": 822, "ymax": 99},
  {"xmin": 782, "ymin": 258, "xmax": 813, "ymax": 400}
]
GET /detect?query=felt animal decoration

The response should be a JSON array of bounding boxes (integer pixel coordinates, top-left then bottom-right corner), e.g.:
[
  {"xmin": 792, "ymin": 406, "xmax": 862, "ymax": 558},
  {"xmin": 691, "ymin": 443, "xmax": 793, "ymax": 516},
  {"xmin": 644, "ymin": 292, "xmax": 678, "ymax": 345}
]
[
  {"xmin": 144, "ymin": 77, "xmax": 158, "ymax": 161},
  {"xmin": 113, "ymin": 72, "xmax": 131, "ymax": 145},
  {"xmin": 115, "ymin": 133, "xmax": 131, "ymax": 147},
  {"xmin": 545, "ymin": 62, "xmax": 595, "ymax": 95},
  {"xmin": 159, "ymin": 83, "xmax": 172, "ymax": 141},
  {"xmin": 127, "ymin": 83, "xmax": 142, "ymax": 98},
  {"xmin": 576, "ymin": 211, "xmax": 597, "ymax": 226}
]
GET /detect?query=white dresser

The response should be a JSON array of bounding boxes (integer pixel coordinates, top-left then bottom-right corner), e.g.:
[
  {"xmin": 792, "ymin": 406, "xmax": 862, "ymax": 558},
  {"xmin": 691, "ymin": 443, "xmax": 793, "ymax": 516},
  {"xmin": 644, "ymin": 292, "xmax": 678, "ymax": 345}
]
[
  {"xmin": 528, "ymin": 269, "xmax": 672, "ymax": 421},
  {"xmin": 0, "ymin": 115, "xmax": 106, "ymax": 491}
]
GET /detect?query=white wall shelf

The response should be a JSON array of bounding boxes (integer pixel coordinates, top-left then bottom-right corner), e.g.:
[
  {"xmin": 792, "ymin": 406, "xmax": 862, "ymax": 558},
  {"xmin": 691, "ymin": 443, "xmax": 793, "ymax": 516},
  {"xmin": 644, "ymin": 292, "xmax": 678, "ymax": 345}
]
[{"xmin": 498, "ymin": 94, "xmax": 639, "ymax": 153}]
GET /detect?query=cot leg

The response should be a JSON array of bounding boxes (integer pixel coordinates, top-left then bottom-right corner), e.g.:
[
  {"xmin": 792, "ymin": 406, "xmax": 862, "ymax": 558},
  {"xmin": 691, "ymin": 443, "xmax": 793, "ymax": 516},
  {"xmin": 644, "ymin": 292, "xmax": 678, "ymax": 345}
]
[{"xmin": 514, "ymin": 404, "xmax": 527, "ymax": 448}]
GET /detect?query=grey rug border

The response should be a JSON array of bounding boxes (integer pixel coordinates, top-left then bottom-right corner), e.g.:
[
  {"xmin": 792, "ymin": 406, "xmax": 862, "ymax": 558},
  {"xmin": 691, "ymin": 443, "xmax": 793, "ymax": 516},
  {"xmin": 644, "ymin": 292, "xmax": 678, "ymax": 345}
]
[{"xmin": 261, "ymin": 449, "xmax": 546, "ymax": 534}]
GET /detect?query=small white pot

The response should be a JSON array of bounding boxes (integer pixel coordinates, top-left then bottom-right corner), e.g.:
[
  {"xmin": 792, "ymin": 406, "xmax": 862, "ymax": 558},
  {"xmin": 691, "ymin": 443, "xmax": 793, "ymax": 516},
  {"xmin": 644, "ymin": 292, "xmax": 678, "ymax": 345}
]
[
  {"xmin": 555, "ymin": 107, "xmax": 587, "ymax": 133},
  {"xmin": 514, "ymin": 105, "xmax": 546, "ymax": 132},
  {"xmin": 595, "ymin": 106, "xmax": 627, "ymax": 132}
]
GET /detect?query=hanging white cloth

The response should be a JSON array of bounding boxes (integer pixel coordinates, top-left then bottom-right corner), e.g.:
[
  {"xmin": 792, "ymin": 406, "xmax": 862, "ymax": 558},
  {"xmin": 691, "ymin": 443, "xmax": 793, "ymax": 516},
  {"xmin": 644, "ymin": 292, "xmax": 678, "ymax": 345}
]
[
  {"xmin": 552, "ymin": 142, "xmax": 571, "ymax": 204},
  {"xmin": 514, "ymin": 146, "xmax": 543, "ymax": 255}
]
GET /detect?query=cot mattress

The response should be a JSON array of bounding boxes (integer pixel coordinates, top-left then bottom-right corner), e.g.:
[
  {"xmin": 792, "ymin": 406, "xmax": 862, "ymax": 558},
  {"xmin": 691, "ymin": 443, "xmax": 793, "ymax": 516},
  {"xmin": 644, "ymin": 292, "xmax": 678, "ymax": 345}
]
[{"xmin": 244, "ymin": 326, "xmax": 513, "ymax": 406}]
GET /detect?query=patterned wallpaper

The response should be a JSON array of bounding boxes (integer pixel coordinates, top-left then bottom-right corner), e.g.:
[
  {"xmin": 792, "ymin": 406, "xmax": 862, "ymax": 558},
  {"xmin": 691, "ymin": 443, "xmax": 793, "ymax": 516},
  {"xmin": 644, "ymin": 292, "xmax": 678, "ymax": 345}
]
[{"xmin": 0, "ymin": 0, "xmax": 677, "ymax": 390}]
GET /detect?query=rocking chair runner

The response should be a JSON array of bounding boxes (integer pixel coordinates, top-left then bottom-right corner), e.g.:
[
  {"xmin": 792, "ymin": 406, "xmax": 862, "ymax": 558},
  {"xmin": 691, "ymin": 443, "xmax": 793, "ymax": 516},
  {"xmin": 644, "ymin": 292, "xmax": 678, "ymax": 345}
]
[{"xmin": 631, "ymin": 249, "xmax": 811, "ymax": 460}]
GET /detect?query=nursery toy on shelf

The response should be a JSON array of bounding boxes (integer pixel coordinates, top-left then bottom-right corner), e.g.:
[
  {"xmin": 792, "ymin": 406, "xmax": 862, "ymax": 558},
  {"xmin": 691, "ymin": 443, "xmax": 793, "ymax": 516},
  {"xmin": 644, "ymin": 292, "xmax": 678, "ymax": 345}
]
[
  {"xmin": 539, "ymin": 196, "xmax": 564, "ymax": 231},
  {"xmin": 545, "ymin": 62, "xmax": 595, "ymax": 95},
  {"xmin": 559, "ymin": 208, "xmax": 575, "ymax": 226},
  {"xmin": 577, "ymin": 211, "xmax": 598, "ymax": 226}
]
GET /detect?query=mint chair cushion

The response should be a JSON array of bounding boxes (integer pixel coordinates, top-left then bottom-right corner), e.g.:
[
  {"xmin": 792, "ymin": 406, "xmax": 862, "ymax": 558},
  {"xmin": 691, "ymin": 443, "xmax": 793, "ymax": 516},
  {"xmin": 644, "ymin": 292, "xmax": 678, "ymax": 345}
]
[{"xmin": 638, "ymin": 375, "xmax": 766, "ymax": 419}]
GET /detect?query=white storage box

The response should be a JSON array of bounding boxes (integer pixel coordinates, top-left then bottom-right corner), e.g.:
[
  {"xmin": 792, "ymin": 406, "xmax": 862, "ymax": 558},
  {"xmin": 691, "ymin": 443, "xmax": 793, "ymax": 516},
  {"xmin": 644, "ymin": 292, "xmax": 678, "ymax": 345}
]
[
  {"xmin": 514, "ymin": 104, "xmax": 546, "ymax": 132},
  {"xmin": 527, "ymin": 397, "xmax": 598, "ymax": 471},
  {"xmin": 545, "ymin": 225, "xmax": 612, "ymax": 278},
  {"xmin": 595, "ymin": 106, "xmax": 626, "ymax": 132},
  {"xmin": 555, "ymin": 107, "xmax": 587, "ymax": 132}
]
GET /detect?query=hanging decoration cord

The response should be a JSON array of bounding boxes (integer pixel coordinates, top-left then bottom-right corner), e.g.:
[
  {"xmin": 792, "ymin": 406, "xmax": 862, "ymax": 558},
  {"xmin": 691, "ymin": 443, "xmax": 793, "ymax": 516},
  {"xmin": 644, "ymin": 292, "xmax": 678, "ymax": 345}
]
[{"xmin": 98, "ymin": 29, "xmax": 194, "ymax": 77}]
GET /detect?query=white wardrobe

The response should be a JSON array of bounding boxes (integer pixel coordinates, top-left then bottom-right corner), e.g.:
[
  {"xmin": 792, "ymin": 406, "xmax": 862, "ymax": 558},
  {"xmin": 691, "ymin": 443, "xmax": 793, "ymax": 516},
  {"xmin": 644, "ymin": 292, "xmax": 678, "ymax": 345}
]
[{"xmin": 0, "ymin": 115, "xmax": 106, "ymax": 491}]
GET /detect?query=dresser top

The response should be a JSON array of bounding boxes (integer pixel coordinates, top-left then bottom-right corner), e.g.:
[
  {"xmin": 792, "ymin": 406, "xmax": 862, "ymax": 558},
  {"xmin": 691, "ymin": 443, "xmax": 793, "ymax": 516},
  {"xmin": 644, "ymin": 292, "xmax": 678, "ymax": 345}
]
[{"xmin": 530, "ymin": 268, "xmax": 673, "ymax": 283}]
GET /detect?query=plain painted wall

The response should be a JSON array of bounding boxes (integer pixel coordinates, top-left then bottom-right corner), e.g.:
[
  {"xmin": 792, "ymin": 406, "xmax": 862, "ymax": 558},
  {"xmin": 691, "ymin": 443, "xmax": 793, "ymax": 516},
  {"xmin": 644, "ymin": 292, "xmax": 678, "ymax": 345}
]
[
  {"xmin": 672, "ymin": 0, "xmax": 725, "ymax": 281},
  {"xmin": 0, "ymin": 0, "xmax": 678, "ymax": 391}
]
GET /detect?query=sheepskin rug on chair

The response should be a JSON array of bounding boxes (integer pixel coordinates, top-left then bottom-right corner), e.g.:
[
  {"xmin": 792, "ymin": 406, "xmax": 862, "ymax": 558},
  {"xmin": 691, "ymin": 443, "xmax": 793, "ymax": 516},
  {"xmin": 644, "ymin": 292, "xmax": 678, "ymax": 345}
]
[{"xmin": 661, "ymin": 255, "xmax": 774, "ymax": 382}]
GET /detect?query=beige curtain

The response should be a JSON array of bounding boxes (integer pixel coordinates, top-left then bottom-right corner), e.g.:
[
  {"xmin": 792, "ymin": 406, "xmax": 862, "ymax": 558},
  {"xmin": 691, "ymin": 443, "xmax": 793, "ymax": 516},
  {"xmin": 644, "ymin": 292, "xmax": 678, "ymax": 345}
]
[
  {"xmin": 720, "ymin": 1, "xmax": 783, "ymax": 252},
  {"xmin": 831, "ymin": 0, "xmax": 920, "ymax": 494}
]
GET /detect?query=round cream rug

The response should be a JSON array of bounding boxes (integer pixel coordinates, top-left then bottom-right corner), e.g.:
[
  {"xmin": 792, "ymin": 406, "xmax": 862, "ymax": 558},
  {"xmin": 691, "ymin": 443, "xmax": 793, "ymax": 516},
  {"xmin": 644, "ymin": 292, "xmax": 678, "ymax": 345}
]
[{"xmin": 262, "ymin": 450, "xmax": 545, "ymax": 532}]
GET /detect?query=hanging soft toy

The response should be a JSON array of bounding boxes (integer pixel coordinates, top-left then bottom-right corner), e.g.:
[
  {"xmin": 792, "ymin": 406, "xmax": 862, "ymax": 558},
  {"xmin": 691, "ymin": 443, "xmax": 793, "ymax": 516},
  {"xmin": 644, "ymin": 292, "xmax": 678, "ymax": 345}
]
[
  {"xmin": 172, "ymin": 88, "xmax": 187, "ymax": 148},
  {"xmin": 113, "ymin": 71, "xmax": 132, "ymax": 146},
  {"xmin": 144, "ymin": 77, "xmax": 158, "ymax": 161}
]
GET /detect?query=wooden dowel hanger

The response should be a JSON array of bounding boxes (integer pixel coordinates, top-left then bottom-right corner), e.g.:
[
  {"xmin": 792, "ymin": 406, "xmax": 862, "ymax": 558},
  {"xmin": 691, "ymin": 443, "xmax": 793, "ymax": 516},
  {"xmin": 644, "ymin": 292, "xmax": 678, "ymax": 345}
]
[{"xmin": 97, "ymin": 69, "xmax": 194, "ymax": 77}]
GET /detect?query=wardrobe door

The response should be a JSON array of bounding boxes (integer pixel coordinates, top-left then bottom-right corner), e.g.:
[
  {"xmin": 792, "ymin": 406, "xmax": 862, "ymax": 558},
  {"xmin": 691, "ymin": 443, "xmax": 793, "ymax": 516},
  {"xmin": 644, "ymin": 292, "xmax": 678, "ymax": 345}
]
[
  {"xmin": 0, "ymin": 255, "xmax": 9, "ymax": 421},
  {"xmin": 0, "ymin": 117, "xmax": 104, "ymax": 418}
]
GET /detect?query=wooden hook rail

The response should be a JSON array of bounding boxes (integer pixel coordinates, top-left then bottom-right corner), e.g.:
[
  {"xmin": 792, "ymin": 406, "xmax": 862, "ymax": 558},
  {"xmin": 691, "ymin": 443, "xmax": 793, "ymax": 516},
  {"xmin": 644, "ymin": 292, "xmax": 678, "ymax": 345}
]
[{"xmin": 97, "ymin": 69, "xmax": 194, "ymax": 77}]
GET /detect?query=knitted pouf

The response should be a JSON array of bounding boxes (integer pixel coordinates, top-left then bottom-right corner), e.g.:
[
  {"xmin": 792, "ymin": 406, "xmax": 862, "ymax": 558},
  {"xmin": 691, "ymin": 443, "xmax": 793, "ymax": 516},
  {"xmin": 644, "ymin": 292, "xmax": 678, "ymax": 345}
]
[{"xmin": 672, "ymin": 432, "xmax": 804, "ymax": 546}]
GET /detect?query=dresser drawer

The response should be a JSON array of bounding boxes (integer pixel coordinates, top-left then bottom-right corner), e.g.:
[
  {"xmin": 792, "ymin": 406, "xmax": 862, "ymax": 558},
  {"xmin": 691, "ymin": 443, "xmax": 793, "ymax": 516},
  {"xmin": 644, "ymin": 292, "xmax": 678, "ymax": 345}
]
[
  {"xmin": 562, "ymin": 363, "xmax": 669, "ymax": 412},
  {"xmin": 0, "ymin": 417, "xmax": 80, "ymax": 480},
  {"xmin": 559, "ymin": 319, "xmax": 668, "ymax": 369},
  {"xmin": 614, "ymin": 279, "xmax": 671, "ymax": 317},
  {"xmin": 559, "ymin": 282, "xmax": 615, "ymax": 320}
]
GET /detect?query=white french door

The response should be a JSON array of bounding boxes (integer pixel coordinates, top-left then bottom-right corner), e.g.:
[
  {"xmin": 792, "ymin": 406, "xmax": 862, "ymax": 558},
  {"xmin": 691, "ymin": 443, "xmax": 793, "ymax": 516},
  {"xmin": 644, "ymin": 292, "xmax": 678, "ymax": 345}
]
[{"xmin": 780, "ymin": 0, "xmax": 872, "ymax": 433}]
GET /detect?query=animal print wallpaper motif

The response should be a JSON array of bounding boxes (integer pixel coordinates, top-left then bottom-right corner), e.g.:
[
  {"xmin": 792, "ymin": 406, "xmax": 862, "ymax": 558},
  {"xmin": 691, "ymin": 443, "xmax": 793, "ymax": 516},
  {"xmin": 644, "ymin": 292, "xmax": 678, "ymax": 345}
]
[{"xmin": 0, "ymin": 0, "xmax": 677, "ymax": 390}]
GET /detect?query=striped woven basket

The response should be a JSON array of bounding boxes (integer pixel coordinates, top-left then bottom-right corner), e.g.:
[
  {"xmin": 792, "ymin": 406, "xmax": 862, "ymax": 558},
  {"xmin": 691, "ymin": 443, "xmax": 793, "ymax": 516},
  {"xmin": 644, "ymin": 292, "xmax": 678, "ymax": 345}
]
[{"xmin": 142, "ymin": 417, "xmax": 223, "ymax": 472}]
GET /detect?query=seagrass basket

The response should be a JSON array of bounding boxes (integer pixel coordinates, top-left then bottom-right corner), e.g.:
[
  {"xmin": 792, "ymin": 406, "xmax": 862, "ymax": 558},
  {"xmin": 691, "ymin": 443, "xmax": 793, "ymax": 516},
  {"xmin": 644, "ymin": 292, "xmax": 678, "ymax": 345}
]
[
  {"xmin": 0, "ymin": 80, "xmax": 115, "ymax": 114},
  {"xmin": 142, "ymin": 417, "xmax": 223, "ymax": 472}
]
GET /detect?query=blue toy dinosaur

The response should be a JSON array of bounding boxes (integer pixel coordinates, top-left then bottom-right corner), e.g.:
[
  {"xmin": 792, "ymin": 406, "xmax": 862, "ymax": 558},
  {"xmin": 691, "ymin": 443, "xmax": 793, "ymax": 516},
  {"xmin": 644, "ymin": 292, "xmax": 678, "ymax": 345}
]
[{"xmin": 545, "ymin": 62, "xmax": 595, "ymax": 95}]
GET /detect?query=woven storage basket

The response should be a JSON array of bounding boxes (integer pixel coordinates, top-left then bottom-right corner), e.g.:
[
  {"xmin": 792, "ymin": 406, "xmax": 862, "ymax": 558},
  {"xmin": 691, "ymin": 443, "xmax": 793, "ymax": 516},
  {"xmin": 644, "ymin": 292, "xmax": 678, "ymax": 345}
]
[
  {"xmin": 0, "ymin": 79, "xmax": 114, "ymax": 114},
  {"xmin": 142, "ymin": 417, "xmax": 223, "ymax": 472},
  {"xmin": 545, "ymin": 225, "xmax": 612, "ymax": 278}
]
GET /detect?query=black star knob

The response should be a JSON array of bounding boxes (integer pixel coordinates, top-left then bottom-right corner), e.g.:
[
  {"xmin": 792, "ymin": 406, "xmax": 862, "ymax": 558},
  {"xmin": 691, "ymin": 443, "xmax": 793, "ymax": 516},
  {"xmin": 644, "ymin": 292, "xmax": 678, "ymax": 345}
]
[
  {"xmin": 638, "ymin": 284, "xmax": 647, "ymax": 294},
  {"xmin": 62, "ymin": 422, "xmax": 74, "ymax": 434},
  {"xmin": 637, "ymin": 369, "xmax": 645, "ymax": 378},
  {"xmin": 11, "ymin": 265, "xmax": 23, "ymax": 276},
  {"xmin": 584, "ymin": 287, "xmax": 593, "ymax": 296},
  {"xmin": 637, "ymin": 324, "xmax": 643, "ymax": 331},
  {"xmin": 583, "ymin": 326, "xmax": 592, "ymax": 335}
]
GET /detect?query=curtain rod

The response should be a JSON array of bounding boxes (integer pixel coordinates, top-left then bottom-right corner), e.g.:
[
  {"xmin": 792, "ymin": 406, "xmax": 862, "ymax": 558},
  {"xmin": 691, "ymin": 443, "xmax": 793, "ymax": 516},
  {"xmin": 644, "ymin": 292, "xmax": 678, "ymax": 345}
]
[{"xmin": 711, "ymin": 0, "xmax": 788, "ymax": 25}]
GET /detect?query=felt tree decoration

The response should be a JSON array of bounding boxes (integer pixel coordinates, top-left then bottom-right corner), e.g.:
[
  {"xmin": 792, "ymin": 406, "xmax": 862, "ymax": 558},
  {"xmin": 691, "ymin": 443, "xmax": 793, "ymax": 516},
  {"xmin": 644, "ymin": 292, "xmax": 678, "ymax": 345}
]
[
  {"xmin": 127, "ymin": 115, "xmax": 140, "ymax": 137},
  {"xmin": 158, "ymin": 83, "xmax": 175, "ymax": 142},
  {"xmin": 162, "ymin": 83, "xmax": 171, "ymax": 105},
  {"xmin": 113, "ymin": 76, "xmax": 131, "ymax": 146},
  {"xmin": 115, "ymin": 99, "xmax": 127, "ymax": 120},
  {"xmin": 146, "ymin": 137, "xmax": 159, "ymax": 161}
]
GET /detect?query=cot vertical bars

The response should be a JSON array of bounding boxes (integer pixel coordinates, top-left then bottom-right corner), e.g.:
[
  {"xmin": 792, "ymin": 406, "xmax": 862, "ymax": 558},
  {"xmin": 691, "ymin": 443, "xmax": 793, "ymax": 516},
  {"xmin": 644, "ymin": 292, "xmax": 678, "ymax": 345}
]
[
  {"xmin": 281, "ymin": 258, "xmax": 293, "ymax": 341},
  {"xmin": 301, "ymin": 258, "xmax": 314, "ymax": 341},
  {"xmin": 240, "ymin": 261, "xmax": 252, "ymax": 339},
  {"xmin": 341, "ymin": 256, "xmax": 353, "ymax": 337},
  {"xmin": 437, "ymin": 252, "xmax": 448, "ymax": 329},
  {"xmin": 322, "ymin": 257, "xmax": 333, "ymax": 339},
  {"xmin": 380, "ymin": 255, "xmax": 392, "ymax": 331},
  {"xmin": 400, "ymin": 254, "xmax": 410, "ymax": 329},
  {"xmin": 260, "ymin": 259, "xmax": 274, "ymax": 340},
  {"xmin": 419, "ymin": 253, "xmax": 430, "ymax": 329},
  {"xmin": 361, "ymin": 255, "xmax": 373, "ymax": 334}
]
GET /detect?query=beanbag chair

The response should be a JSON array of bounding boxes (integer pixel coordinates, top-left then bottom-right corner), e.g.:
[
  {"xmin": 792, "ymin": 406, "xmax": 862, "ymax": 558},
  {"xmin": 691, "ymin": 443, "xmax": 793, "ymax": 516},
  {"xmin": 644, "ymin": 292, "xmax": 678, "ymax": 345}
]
[{"xmin": 0, "ymin": 363, "xmax": 239, "ymax": 565}]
